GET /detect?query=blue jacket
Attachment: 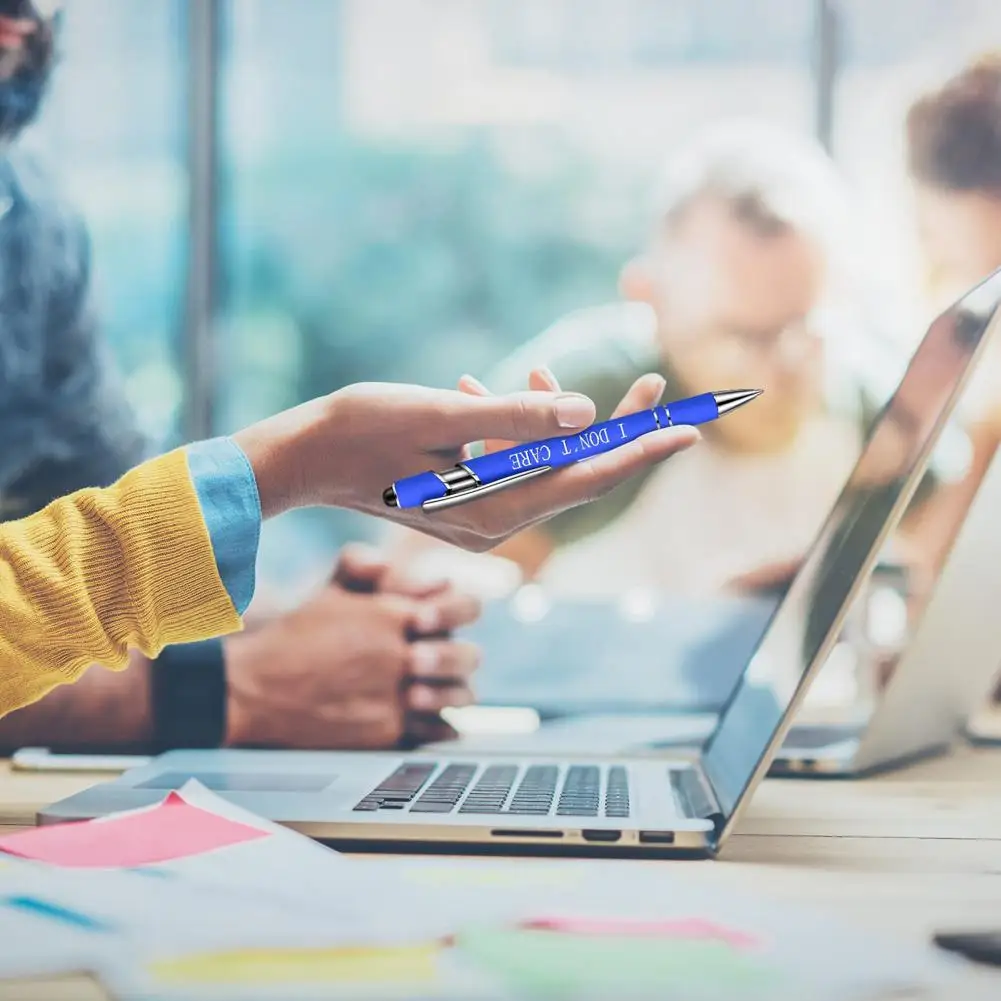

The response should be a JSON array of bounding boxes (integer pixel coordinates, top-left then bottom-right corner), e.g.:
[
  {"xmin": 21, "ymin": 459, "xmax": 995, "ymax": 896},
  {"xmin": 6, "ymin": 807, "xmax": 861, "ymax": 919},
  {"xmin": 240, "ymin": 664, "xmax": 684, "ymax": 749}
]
[{"xmin": 0, "ymin": 152, "xmax": 144, "ymax": 519}]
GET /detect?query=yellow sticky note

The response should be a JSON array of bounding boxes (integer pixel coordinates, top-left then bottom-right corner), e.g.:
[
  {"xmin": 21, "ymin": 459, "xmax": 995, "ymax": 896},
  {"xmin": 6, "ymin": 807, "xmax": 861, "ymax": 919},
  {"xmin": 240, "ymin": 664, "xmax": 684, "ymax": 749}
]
[{"xmin": 150, "ymin": 944, "xmax": 440, "ymax": 985}]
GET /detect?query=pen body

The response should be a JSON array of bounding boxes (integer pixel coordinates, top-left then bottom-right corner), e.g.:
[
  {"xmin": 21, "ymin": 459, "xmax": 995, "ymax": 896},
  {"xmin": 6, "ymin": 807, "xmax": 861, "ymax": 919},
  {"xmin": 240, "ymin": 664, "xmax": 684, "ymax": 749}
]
[
  {"xmin": 467, "ymin": 407, "xmax": 660, "ymax": 482},
  {"xmin": 390, "ymin": 392, "xmax": 718, "ymax": 508},
  {"xmin": 468, "ymin": 392, "xmax": 718, "ymax": 486}
]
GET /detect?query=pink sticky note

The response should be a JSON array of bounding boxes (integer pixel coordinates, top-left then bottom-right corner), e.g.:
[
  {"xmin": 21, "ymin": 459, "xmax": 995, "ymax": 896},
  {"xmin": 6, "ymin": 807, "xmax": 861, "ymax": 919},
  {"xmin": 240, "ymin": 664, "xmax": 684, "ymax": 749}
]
[
  {"xmin": 0, "ymin": 792, "xmax": 268, "ymax": 868},
  {"xmin": 520, "ymin": 916, "xmax": 758, "ymax": 949}
]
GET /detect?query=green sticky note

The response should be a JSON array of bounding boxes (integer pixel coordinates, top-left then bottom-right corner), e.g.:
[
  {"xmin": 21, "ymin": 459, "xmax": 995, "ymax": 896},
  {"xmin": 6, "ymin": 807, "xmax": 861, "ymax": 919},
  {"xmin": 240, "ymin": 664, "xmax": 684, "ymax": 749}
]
[{"xmin": 454, "ymin": 925, "xmax": 784, "ymax": 1000}]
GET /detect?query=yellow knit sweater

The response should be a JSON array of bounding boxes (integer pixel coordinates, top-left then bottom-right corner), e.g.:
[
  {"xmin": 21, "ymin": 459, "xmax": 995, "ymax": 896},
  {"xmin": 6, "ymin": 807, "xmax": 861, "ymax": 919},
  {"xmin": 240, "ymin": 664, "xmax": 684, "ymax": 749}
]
[{"xmin": 0, "ymin": 449, "xmax": 243, "ymax": 718}]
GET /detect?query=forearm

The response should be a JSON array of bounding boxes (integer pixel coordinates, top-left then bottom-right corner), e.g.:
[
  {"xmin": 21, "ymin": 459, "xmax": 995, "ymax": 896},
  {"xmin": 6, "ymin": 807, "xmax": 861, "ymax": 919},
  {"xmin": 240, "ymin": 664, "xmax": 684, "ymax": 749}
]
[
  {"xmin": 0, "ymin": 652, "xmax": 153, "ymax": 753},
  {"xmin": 0, "ymin": 449, "xmax": 243, "ymax": 718}
]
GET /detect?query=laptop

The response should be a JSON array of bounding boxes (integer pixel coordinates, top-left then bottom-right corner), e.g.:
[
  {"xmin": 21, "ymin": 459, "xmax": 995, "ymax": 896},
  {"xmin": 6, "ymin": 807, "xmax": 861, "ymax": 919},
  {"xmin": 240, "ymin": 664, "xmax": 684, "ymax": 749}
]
[
  {"xmin": 443, "ymin": 270, "xmax": 1001, "ymax": 777},
  {"xmin": 771, "ymin": 460, "xmax": 1001, "ymax": 776},
  {"xmin": 41, "ymin": 268, "xmax": 1001, "ymax": 858}
]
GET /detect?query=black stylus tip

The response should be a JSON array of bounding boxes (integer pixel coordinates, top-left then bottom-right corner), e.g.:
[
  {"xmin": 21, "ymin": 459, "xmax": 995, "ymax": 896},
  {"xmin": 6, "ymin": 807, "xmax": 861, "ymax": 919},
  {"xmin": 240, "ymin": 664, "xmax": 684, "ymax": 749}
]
[{"xmin": 383, "ymin": 486, "xmax": 399, "ymax": 508}]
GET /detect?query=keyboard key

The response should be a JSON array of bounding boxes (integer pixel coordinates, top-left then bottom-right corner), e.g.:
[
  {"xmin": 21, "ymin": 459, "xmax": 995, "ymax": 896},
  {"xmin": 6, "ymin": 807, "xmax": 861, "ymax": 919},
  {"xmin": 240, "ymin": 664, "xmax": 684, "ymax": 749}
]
[
  {"xmin": 603, "ymin": 766, "xmax": 631, "ymax": 818},
  {"xmin": 410, "ymin": 764, "xmax": 478, "ymax": 815},
  {"xmin": 459, "ymin": 764, "xmax": 520, "ymax": 815},
  {"xmin": 507, "ymin": 765, "xmax": 558, "ymax": 816},
  {"xmin": 353, "ymin": 762, "xmax": 436, "ymax": 812},
  {"xmin": 557, "ymin": 765, "xmax": 600, "ymax": 816}
]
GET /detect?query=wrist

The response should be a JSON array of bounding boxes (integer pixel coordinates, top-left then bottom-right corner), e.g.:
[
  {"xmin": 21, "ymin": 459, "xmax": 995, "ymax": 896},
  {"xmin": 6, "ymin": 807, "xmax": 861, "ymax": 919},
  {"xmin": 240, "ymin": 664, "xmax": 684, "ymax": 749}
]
[
  {"xmin": 232, "ymin": 395, "xmax": 337, "ymax": 519},
  {"xmin": 222, "ymin": 630, "xmax": 291, "ymax": 747}
]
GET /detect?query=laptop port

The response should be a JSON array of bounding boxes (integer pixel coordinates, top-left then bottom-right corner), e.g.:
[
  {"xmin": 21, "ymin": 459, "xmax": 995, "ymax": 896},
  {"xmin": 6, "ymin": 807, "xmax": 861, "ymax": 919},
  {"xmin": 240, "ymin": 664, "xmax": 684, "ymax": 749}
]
[
  {"xmin": 490, "ymin": 829, "xmax": 564, "ymax": 839},
  {"xmin": 582, "ymin": 830, "xmax": 622, "ymax": 843},
  {"xmin": 639, "ymin": 831, "xmax": 675, "ymax": 845}
]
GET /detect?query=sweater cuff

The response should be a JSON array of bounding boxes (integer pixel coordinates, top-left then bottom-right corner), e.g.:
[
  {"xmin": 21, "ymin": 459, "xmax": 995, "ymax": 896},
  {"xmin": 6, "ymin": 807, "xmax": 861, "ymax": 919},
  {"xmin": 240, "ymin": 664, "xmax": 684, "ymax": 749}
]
[{"xmin": 185, "ymin": 438, "xmax": 261, "ymax": 615}]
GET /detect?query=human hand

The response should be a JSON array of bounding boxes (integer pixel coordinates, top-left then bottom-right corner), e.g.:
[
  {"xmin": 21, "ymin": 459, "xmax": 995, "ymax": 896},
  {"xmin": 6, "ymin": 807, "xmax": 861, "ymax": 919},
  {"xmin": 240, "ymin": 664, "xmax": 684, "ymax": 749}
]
[
  {"xmin": 222, "ymin": 580, "xmax": 479, "ymax": 749},
  {"xmin": 232, "ymin": 380, "xmax": 699, "ymax": 552},
  {"xmin": 331, "ymin": 541, "xmax": 483, "ymax": 744},
  {"xmin": 331, "ymin": 540, "xmax": 453, "ymax": 600}
]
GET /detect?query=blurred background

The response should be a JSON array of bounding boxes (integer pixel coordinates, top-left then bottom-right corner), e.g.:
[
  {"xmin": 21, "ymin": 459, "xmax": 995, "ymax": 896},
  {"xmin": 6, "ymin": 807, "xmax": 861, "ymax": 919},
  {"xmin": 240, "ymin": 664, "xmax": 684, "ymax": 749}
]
[{"xmin": 20, "ymin": 0, "xmax": 1001, "ymax": 596}]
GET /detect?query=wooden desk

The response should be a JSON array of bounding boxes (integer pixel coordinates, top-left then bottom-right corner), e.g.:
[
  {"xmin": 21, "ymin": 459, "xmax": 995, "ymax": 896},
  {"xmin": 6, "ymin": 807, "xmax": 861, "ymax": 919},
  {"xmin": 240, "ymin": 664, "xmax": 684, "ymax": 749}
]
[{"xmin": 3, "ymin": 745, "xmax": 1001, "ymax": 997}]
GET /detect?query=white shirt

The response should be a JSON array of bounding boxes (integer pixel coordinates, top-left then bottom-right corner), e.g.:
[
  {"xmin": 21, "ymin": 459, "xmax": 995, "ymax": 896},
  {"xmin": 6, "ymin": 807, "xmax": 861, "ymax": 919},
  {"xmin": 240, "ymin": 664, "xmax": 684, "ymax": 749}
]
[{"xmin": 539, "ymin": 414, "xmax": 863, "ymax": 600}]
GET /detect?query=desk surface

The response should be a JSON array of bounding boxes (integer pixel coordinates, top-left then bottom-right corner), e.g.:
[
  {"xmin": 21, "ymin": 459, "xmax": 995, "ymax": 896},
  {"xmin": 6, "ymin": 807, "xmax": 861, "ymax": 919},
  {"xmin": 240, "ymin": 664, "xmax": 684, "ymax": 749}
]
[{"xmin": 3, "ymin": 738, "xmax": 1001, "ymax": 997}]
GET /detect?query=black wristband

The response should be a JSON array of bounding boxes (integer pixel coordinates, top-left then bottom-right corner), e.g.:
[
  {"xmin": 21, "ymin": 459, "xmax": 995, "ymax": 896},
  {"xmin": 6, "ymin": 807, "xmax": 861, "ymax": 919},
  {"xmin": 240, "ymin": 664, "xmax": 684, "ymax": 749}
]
[{"xmin": 150, "ymin": 639, "xmax": 227, "ymax": 751}]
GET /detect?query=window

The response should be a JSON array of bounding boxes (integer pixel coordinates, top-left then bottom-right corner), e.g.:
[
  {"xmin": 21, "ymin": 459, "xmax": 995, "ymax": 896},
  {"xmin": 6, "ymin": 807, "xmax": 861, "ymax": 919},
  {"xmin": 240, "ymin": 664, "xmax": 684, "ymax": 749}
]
[
  {"xmin": 23, "ymin": 0, "xmax": 189, "ymax": 449},
  {"xmin": 217, "ymin": 0, "xmax": 816, "ymax": 588}
]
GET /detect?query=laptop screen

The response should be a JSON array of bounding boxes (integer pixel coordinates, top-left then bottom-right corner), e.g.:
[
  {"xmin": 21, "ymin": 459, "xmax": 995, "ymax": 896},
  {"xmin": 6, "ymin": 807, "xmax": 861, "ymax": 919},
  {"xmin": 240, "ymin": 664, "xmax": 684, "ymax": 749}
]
[{"xmin": 702, "ymin": 267, "xmax": 1001, "ymax": 824}]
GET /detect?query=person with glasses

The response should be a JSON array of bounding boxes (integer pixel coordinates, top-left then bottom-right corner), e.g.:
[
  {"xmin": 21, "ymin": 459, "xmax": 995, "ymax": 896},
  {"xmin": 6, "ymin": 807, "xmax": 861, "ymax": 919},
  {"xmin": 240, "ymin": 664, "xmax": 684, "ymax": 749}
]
[{"xmin": 391, "ymin": 120, "xmax": 961, "ymax": 599}]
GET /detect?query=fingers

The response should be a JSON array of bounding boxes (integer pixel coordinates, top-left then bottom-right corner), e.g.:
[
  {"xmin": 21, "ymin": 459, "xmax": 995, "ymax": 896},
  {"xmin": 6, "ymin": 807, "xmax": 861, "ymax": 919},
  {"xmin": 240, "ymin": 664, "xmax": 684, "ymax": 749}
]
[
  {"xmin": 528, "ymin": 366, "xmax": 561, "ymax": 393},
  {"xmin": 378, "ymin": 561, "xmax": 451, "ymax": 600},
  {"xmin": 408, "ymin": 588, "xmax": 482, "ymax": 636},
  {"xmin": 434, "ymin": 388, "xmax": 596, "ymax": 447},
  {"xmin": 457, "ymin": 368, "xmax": 564, "ymax": 456},
  {"xmin": 610, "ymin": 373, "xmax": 667, "ymax": 420},
  {"xmin": 407, "ymin": 638, "xmax": 480, "ymax": 684},
  {"xmin": 331, "ymin": 542, "xmax": 390, "ymax": 591},
  {"xmin": 405, "ymin": 639, "xmax": 478, "ymax": 712},
  {"xmin": 458, "ymin": 367, "xmax": 561, "ymax": 397},
  {"xmin": 457, "ymin": 374, "xmax": 504, "ymax": 457},
  {"xmin": 406, "ymin": 683, "xmax": 476, "ymax": 713}
]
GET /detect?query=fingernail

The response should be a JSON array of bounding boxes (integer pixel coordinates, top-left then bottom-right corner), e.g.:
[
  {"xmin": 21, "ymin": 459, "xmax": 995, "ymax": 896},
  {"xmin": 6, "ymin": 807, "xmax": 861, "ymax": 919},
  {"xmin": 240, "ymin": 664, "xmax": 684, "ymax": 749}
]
[
  {"xmin": 461, "ymin": 374, "xmax": 490, "ymax": 393},
  {"xmin": 411, "ymin": 644, "xmax": 440, "ymax": 675},
  {"xmin": 555, "ymin": 393, "xmax": 595, "ymax": 428},
  {"xmin": 650, "ymin": 374, "xmax": 667, "ymax": 400}
]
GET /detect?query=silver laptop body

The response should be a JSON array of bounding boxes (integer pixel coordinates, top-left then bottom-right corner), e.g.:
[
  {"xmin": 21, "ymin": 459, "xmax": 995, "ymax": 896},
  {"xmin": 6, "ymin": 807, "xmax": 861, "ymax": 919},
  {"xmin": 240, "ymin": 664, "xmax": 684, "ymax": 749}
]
[
  {"xmin": 772, "ymin": 273, "xmax": 1001, "ymax": 776},
  {"xmin": 774, "ymin": 438, "xmax": 1001, "ymax": 776},
  {"xmin": 41, "ymin": 269, "xmax": 1001, "ymax": 857}
]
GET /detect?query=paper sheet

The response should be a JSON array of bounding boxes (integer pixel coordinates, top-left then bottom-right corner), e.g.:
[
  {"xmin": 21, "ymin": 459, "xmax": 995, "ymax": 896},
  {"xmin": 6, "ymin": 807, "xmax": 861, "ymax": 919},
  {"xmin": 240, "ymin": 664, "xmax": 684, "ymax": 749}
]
[{"xmin": 0, "ymin": 784, "xmax": 966, "ymax": 1001}]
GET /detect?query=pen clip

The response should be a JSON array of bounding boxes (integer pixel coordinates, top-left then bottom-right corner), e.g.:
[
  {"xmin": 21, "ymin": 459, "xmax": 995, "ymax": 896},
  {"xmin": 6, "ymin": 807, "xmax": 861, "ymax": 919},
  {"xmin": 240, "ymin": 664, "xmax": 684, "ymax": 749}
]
[{"xmin": 421, "ymin": 466, "xmax": 553, "ymax": 512}]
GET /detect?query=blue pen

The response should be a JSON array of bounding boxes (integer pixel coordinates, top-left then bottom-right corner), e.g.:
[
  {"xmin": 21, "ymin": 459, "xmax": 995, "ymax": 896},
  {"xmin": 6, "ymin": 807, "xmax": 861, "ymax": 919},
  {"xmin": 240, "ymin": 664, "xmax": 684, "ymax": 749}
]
[{"xmin": 384, "ymin": 388, "xmax": 762, "ymax": 511}]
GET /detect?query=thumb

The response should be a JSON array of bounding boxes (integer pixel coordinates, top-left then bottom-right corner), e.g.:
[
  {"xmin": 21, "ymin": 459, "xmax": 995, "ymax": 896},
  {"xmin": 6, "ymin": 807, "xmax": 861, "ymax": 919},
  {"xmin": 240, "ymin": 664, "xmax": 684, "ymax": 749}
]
[{"xmin": 433, "ymin": 389, "xmax": 596, "ymax": 447}]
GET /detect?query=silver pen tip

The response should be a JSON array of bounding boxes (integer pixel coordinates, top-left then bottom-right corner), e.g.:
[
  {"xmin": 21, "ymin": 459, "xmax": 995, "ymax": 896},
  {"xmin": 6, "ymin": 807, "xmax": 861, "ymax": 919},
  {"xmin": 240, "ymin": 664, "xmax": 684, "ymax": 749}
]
[{"xmin": 713, "ymin": 388, "xmax": 763, "ymax": 417}]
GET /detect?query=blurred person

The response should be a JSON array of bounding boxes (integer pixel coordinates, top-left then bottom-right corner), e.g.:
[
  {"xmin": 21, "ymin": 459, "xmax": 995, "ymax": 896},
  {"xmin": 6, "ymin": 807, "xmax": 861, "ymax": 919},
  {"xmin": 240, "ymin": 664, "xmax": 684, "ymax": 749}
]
[
  {"xmin": 392, "ymin": 121, "xmax": 961, "ymax": 599},
  {"xmin": 902, "ymin": 52, "xmax": 1001, "ymax": 646},
  {"xmin": 907, "ymin": 53, "xmax": 1001, "ymax": 307},
  {"xmin": 0, "ymin": 0, "xmax": 481, "ymax": 750},
  {"xmin": 0, "ymin": 379, "xmax": 698, "ymax": 717}
]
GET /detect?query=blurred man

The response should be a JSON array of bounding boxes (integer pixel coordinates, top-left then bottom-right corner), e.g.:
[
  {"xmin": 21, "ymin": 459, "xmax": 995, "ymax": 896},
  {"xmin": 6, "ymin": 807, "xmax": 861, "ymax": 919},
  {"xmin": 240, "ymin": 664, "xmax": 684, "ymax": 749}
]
[
  {"xmin": 0, "ymin": 0, "xmax": 479, "ymax": 752},
  {"xmin": 394, "ymin": 121, "xmax": 952, "ymax": 598}
]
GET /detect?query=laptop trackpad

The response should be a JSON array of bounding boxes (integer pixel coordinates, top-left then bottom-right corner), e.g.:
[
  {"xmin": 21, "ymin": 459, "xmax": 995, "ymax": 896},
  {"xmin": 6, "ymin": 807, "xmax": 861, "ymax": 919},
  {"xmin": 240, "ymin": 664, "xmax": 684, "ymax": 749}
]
[{"xmin": 135, "ymin": 772, "xmax": 336, "ymax": 793}]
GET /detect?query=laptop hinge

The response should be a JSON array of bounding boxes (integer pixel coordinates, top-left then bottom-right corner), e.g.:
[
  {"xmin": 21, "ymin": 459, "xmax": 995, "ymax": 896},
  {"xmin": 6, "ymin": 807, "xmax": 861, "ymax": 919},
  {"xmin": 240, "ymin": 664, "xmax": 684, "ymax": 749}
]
[{"xmin": 671, "ymin": 768, "xmax": 725, "ymax": 837}]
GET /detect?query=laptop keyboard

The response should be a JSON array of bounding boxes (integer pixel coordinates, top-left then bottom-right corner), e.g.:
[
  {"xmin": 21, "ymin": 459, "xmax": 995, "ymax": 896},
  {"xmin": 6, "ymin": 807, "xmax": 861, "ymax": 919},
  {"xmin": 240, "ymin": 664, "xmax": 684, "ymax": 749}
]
[{"xmin": 354, "ymin": 762, "xmax": 631, "ymax": 819}]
